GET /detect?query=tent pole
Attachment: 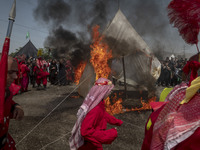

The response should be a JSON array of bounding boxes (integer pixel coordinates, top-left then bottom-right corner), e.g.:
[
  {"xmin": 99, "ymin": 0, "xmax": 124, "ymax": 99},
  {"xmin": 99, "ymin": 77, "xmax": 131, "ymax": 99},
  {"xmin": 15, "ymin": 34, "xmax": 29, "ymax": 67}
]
[{"xmin": 122, "ymin": 56, "xmax": 127, "ymax": 99}]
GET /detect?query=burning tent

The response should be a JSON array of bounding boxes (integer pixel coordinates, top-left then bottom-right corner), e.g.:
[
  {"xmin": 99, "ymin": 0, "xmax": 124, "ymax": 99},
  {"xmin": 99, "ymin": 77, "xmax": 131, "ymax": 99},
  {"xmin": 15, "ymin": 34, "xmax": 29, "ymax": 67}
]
[
  {"xmin": 78, "ymin": 9, "xmax": 161, "ymax": 98},
  {"xmin": 103, "ymin": 9, "xmax": 161, "ymax": 85}
]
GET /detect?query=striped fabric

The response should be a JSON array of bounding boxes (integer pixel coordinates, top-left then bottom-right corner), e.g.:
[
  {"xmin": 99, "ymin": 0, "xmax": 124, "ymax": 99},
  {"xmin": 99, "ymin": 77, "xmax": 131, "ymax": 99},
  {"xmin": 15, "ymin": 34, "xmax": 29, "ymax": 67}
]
[
  {"xmin": 151, "ymin": 81, "xmax": 200, "ymax": 150},
  {"xmin": 69, "ymin": 78, "xmax": 114, "ymax": 150}
]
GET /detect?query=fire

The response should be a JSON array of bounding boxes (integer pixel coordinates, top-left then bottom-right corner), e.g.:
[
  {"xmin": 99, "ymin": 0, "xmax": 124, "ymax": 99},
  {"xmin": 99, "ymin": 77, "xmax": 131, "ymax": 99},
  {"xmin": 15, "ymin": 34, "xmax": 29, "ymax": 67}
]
[
  {"xmin": 89, "ymin": 25, "xmax": 156, "ymax": 115},
  {"xmin": 90, "ymin": 25, "xmax": 112, "ymax": 80},
  {"xmin": 74, "ymin": 61, "xmax": 87, "ymax": 85},
  {"xmin": 126, "ymin": 97, "xmax": 156, "ymax": 112},
  {"xmin": 70, "ymin": 95, "xmax": 80, "ymax": 98},
  {"xmin": 105, "ymin": 93, "xmax": 124, "ymax": 115},
  {"xmin": 105, "ymin": 94, "xmax": 156, "ymax": 115}
]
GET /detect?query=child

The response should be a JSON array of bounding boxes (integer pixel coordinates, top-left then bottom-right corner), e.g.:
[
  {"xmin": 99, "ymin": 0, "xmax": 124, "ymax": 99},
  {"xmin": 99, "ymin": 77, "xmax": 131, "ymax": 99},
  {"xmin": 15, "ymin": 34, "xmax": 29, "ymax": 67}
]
[{"xmin": 69, "ymin": 78, "xmax": 123, "ymax": 150}]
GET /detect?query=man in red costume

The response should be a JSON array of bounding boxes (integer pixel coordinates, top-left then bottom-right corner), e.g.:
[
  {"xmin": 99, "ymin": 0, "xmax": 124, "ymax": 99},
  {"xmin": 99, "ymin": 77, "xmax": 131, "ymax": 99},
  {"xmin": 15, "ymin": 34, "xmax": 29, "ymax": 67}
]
[
  {"xmin": 69, "ymin": 78, "xmax": 123, "ymax": 150},
  {"xmin": 0, "ymin": 54, "xmax": 24, "ymax": 149},
  {"xmin": 20, "ymin": 61, "xmax": 30, "ymax": 92},
  {"xmin": 42, "ymin": 64, "xmax": 49, "ymax": 89},
  {"xmin": 142, "ymin": 60, "xmax": 200, "ymax": 150},
  {"xmin": 33, "ymin": 65, "xmax": 43, "ymax": 88}
]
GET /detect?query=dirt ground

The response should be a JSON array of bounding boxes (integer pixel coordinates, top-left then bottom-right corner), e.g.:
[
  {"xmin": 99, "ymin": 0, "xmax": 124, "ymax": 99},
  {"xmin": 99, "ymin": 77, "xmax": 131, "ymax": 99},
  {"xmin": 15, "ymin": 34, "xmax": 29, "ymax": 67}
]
[{"xmin": 9, "ymin": 83, "xmax": 165, "ymax": 150}]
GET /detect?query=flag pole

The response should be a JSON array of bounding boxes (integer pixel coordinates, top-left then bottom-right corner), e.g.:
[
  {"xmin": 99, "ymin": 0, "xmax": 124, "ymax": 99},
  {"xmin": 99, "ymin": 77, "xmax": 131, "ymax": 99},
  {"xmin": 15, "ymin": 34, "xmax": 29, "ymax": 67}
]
[{"xmin": 0, "ymin": 0, "xmax": 16, "ymax": 124}]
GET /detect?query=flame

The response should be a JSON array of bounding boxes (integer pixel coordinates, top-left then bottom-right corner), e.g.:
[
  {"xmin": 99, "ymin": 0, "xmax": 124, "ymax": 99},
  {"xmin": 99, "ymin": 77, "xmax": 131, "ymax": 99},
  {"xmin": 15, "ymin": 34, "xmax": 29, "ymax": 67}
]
[
  {"xmin": 105, "ymin": 93, "xmax": 124, "ymax": 115},
  {"xmin": 70, "ymin": 95, "xmax": 80, "ymax": 98},
  {"xmin": 105, "ymin": 94, "xmax": 156, "ymax": 115},
  {"xmin": 90, "ymin": 25, "xmax": 112, "ymax": 80},
  {"xmin": 74, "ymin": 61, "xmax": 87, "ymax": 85},
  {"xmin": 126, "ymin": 97, "xmax": 156, "ymax": 112},
  {"xmin": 89, "ymin": 25, "xmax": 156, "ymax": 115}
]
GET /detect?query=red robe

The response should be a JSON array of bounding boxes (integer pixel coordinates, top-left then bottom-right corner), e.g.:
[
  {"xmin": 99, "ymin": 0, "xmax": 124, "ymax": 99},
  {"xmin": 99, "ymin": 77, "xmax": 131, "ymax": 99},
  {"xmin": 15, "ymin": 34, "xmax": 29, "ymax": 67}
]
[
  {"xmin": 79, "ymin": 101, "xmax": 123, "ymax": 150},
  {"xmin": 142, "ymin": 105, "xmax": 200, "ymax": 150},
  {"xmin": 33, "ymin": 66, "xmax": 43, "ymax": 85},
  {"xmin": 20, "ymin": 64, "xmax": 30, "ymax": 91},
  {"xmin": 0, "ymin": 91, "xmax": 17, "ymax": 150},
  {"xmin": 42, "ymin": 71, "xmax": 49, "ymax": 86}
]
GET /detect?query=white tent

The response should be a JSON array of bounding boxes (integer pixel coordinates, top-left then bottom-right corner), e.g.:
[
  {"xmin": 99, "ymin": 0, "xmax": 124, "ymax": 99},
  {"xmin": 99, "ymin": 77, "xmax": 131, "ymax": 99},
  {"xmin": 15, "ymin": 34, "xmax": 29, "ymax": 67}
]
[
  {"xmin": 103, "ymin": 9, "xmax": 161, "ymax": 83},
  {"xmin": 78, "ymin": 9, "xmax": 161, "ymax": 97}
]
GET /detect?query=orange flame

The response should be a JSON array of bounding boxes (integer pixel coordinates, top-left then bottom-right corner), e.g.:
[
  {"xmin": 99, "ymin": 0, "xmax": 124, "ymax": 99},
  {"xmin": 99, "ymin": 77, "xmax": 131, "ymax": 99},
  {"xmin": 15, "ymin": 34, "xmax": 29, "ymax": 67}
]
[
  {"xmin": 105, "ymin": 93, "xmax": 124, "ymax": 115},
  {"xmin": 105, "ymin": 94, "xmax": 156, "ymax": 115},
  {"xmin": 89, "ymin": 25, "xmax": 156, "ymax": 115},
  {"xmin": 70, "ymin": 95, "xmax": 80, "ymax": 98},
  {"xmin": 74, "ymin": 61, "xmax": 87, "ymax": 85},
  {"xmin": 90, "ymin": 25, "xmax": 112, "ymax": 80},
  {"xmin": 126, "ymin": 97, "xmax": 156, "ymax": 112}
]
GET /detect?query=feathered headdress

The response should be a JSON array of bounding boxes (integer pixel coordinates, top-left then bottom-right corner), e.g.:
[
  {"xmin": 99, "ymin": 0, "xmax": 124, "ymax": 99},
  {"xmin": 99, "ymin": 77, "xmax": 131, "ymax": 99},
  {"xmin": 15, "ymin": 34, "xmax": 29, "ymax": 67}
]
[{"xmin": 168, "ymin": 0, "xmax": 200, "ymax": 52}]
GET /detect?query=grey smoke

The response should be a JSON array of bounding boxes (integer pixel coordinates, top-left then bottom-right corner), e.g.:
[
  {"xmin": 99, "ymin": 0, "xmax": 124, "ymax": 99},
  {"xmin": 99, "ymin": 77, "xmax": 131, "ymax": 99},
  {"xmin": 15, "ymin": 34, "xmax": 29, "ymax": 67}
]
[
  {"xmin": 45, "ymin": 26, "xmax": 77, "ymax": 52},
  {"xmin": 34, "ymin": 0, "xmax": 176, "ymax": 64},
  {"xmin": 33, "ymin": 0, "xmax": 71, "ymax": 25},
  {"xmin": 34, "ymin": 0, "xmax": 115, "ymax": 66}
]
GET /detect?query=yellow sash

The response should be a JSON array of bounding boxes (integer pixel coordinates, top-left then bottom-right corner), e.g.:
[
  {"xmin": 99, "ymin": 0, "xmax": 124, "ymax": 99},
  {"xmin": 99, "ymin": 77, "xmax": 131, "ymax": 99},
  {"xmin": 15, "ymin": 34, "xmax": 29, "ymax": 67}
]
[{"xmin": 180, "ymin": 77, "xmax": 200, "ymax": 104}]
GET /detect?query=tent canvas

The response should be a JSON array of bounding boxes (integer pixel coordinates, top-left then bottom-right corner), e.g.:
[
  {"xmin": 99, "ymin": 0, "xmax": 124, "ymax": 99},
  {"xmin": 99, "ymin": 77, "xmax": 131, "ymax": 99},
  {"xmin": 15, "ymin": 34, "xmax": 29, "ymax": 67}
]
[
  {"xmin": 103, "ymin": 9, "xmax": 161, "ymax": 82},
  {"xmin": 14, "ymin": 40, "xmax": 38, "ymax": 58},
  {"xmin": 103, "ymin": 9, "xmax": 152, "ymax": 57},
  {"xmin": 78, "ymin": 9, "xmax": 161, "ymax": 97}
]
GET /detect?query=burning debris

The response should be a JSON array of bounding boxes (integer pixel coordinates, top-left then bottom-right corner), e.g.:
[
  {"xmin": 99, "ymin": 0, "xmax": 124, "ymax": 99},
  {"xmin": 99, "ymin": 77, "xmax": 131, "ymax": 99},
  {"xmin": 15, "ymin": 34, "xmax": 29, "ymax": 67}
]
[
  {"xmin": 74, "ymin": 61, "xmax": 87, "ymax": 85},
  {"xmin": 105, "ymin": 94, "xmax": 123, "ymax": 115},
  {"xmin": 90, "ymin": 25, "xmax": 112, "ymax": 80},
  {"xmin": 105, "ymin": 92, "xmax": 156, "ymax": 115},
  {"xmin": 77, "ymin": 24, "xmax": 157, "ymax": 115},
  {"xmin": 125, "ymin": 97, "xmax": 156, "ymax": 112},
  {"xmin": 33, "ymin": 0, "xmax": 161, "ymax": 115}
]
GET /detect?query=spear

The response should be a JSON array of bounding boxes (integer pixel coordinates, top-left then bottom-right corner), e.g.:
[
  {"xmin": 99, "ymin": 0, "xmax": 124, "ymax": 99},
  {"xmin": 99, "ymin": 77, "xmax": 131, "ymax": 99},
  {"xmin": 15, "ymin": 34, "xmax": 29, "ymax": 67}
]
[{"xmin": 0, "ymin": 0, "xmax": 16, "ymax": 124}]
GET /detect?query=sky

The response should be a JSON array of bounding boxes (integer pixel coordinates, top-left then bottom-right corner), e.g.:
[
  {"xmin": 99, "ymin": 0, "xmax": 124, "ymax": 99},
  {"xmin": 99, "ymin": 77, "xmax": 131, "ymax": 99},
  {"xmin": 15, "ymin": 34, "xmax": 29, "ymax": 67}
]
[
  {"xmin": 0, "ymin": 0, "xmax": 48, "ymax": 53},
  {"xmin": 0, "ymin": 0, "xmax": 199, "ymax": 57}
]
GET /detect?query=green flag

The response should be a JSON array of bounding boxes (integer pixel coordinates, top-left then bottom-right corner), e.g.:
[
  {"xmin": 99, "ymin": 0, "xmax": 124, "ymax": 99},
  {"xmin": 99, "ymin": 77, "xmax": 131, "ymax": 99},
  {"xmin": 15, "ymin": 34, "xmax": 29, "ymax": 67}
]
[{"xmin": 26, "ymin": 32, "xmax": 30, "ymax": 39}]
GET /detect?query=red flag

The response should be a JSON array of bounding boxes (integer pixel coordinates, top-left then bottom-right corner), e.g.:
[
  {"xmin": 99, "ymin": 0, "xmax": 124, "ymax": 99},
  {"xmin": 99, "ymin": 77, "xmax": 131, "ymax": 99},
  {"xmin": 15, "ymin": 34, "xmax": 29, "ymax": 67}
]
[{"xmin": 0, "ymin": 37, "xmax": 10, "ymax": 124}]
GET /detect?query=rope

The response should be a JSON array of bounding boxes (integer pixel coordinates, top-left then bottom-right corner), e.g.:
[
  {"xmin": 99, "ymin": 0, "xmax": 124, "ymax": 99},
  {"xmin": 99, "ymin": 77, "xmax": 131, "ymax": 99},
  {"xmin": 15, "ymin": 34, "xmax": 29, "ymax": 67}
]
[
  {"xmin": 122, "ymin": 120, "xmax": 144, "ymax": 129},
  {"xmin": 39, "ymin": 131, "xmax": 71, "ymax": 150},
  {"xmin": 38, "ymin": 119, "xmax": 144, "ymax": 150},
  {"xmin": 16, "ymin": 74, "xmax": 92, "ymax": 147}
]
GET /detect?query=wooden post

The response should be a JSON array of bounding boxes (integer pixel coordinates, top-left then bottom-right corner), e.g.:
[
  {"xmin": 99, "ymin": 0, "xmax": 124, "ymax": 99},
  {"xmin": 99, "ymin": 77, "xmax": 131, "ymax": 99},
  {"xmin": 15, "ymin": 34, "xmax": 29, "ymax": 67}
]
[{"xmin": 122, "ymin": 56, "xmax": 127, "ymax": 99}]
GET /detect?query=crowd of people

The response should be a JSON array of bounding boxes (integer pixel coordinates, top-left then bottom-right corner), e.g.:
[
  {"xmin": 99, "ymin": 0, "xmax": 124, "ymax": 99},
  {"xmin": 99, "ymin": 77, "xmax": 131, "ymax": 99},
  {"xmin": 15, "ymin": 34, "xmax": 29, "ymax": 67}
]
[
  {"xmin": 3, "ymin": 51, "xmax": 200, "ymax": 150},
  {"xmin": 142, "ymin": 58, "xmax": 200, "ymax": 150},
  {"xmin": 156, "ymin": 56, "xmax": 187, "ymax": 87},
  {"xmin": 13, "ymin": 55, "xmax": 74, "ymax": 95}
]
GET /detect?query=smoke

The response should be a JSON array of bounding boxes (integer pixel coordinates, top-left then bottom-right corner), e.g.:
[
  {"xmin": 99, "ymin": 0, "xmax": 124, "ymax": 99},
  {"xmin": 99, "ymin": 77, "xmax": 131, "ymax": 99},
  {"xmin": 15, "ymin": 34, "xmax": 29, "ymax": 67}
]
[
  {"xmin": 33, "ymin": 0, "xmax": 179, "ymax": 91},
  {"xmin": 152, "ymin": 41, "xmax": 166, "ymax": 61},
  {"xmin": 33, "ymin": 0, "xmax": 176, "ymax": 62},
  {"xmin": 33, "ymin": 0, "xmax": 71, "ymax": 25},
  {"xmin": 34, "ymin": 0, "xmax": 117, "ymax": 67},
  {"xmin": 126, "ymin": 1, "xmax": 168, "ymax": 36}
]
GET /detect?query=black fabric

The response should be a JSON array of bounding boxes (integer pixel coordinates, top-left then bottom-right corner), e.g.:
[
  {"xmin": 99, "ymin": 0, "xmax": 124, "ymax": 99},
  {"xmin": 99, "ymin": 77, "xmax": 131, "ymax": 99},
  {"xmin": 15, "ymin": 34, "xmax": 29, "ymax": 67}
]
[
  {"xmin": 11, "ymin": 103, "xmax": 20, "ymax": 113},
  {"xmin": 58, "ymin": 63, "xmax": 67, "ymax": 85},
  {"xmin": 49, "ymin": 62, "xmax": 57, "ymax": 85},
  {"xmin": 0, "ymin": 133, "xmax": 7, "ymax": 149}
]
